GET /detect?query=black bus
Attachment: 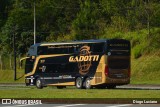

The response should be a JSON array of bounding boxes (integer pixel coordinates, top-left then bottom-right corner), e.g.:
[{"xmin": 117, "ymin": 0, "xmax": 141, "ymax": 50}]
[{"xmin": 21, "ymin": 39, "xmax": 131, "ymax": 89}]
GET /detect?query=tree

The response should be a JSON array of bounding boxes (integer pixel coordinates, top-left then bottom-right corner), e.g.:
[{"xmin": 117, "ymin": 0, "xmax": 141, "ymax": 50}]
[
  {"xmin": 0, "ymin": 0, "xmax": 33, "ymax": 54},
  {"xmin": 0, "ymin": 0, "xmax": 14, "ymax": 28},
  {"xmin": 36, "ymin": 0, "xmax": 80, "ymax": 42},
  {"xmin": 72, "ymin": 0, "xmax": 105, "ymax": 40}
]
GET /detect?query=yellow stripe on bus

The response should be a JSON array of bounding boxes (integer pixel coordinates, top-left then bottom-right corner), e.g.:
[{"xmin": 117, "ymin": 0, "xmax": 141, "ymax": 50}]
[{"xmin": 48, "ymin": 82, "xmax": 75, "ymax": 86}]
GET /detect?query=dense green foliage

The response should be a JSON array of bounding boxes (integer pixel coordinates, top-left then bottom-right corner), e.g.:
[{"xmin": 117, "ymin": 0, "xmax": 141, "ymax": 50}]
[{"xmin": 0, "ymin": 0, "xmax": 160, "ymax": 57}]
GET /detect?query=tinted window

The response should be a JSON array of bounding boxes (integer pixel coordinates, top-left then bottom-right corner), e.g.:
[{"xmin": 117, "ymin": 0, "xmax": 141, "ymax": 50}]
[
  {"xmin": 108, "ymin": 57, "xmax": 130, "ymax": 69},
  {"xmin": 107, "ymin": 39, "xmax": 130, "ymax": 50},
  {"xmin": 68, "ymin": 47, "xmax": 75, "ymax": 53},
  {"xmin": 106, "ymin": 39, "xmax": 130, "ymax": 56},
  {"xmin": 92, "ymin": 43, "xmax": 104, "ymax": 53},
  {"xmin": 37, "ymin": 45, "xmax": 76, "ymax": 55},
  {"xmin": 48, "ymin": 46, "xmax": 68, "ymax": 54},
  {"xmin": 37, "ymin": 46, "xmax": 47, "ymax": 55}
]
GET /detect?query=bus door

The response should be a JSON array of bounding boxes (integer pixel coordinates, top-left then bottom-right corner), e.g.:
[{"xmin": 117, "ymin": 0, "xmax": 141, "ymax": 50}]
[{"xmin": 24, "ymin": 56, "xmax": 36, "ymax": 74}]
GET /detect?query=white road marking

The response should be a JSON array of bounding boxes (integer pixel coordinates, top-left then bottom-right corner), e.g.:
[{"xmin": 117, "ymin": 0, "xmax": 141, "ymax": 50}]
[
  {"xmin": 54, "ymin": 104, "xmax": 87, "ymax": 107},
  {"xmin": 106, "ymin": 104, "xmax": 133, "ymax": 107}
]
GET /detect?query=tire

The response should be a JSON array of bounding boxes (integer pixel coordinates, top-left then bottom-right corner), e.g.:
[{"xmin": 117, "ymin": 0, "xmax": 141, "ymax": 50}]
[
  {"xmin": 36, "ymin": 78, "xmax": 43, "ymax": 89},
  {"xmin": 75, "ymin": 77, "xmax": 83, "ymax": 89},
  {"xmin": 107, "ymin": 85, "xmax": 116, "ymax": 89},
  {"xmin": 84, "ymin": 77, "xmax": 92, "ymax": 89}
]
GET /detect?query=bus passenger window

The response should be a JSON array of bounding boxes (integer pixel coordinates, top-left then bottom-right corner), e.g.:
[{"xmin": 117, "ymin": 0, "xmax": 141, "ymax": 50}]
[
  {"xmin": 68, "ymin": 47, "xmax": 74, "ymax": 53},
  {"xmin": 92, "ymin": 43, "xmax": 104, "ymax": 53},
  {"xmin": 38, "ymin": 46, "xmax": 47, "ymax": 55},
  {"xmin": 74, "ymin": 45, "xmax": 81, "ymax": 53}
]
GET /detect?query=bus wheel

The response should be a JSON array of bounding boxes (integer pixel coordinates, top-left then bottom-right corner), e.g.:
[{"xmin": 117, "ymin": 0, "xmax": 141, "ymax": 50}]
[
  {"xmin": 107, "ymin": 85, "xmax": 116, "ymax": 89},
  {"xmin": 75, "ymin": 77, "xmax": 83, "ymax": 89},
  {"xmin": 36, "ymin": 78, "xmax": 43, "ymax": 89},
  {"xmin": 84, "ymin": 77, "xmax": 92, "ymax": 89}
]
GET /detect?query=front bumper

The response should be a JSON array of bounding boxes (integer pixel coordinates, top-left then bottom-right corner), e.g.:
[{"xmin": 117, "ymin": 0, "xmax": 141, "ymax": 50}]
[{"xmin": 25, "ymin": 76, "xmax": 35, "ymax": 86}]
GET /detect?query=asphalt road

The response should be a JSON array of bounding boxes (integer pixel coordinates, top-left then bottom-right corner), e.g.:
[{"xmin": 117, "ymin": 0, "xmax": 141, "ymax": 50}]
[
  {"xmin": 0, "ymin": 84, "xmax": 160, "ymax": 90},
  {"xmin": 0, "ymin": 104, "xmax": 160, "ymax": 107},
  {"xmin": 117, "ymin": 84, "xmax": 160, "ymax": 90}
]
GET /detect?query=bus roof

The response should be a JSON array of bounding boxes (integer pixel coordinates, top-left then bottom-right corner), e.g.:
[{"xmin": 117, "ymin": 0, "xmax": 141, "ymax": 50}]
[
  {"xmin": 32, "ymin": 39, "xmax": 107, "ymax": 47},
  {"xmin": 30, "ymin": 39, "xmax": 129, "ymax": 47}
]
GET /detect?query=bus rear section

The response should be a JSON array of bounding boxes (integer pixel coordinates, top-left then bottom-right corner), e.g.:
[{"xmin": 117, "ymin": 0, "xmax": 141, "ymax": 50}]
[{"xmin": 105, "ymin": 39, "xmax": 130, "ymax": 88}]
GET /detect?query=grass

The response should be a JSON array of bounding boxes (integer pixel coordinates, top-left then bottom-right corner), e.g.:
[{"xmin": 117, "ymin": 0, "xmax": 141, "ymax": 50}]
[
  {"xmin": 0, "ymin": 69, "xmax": 24, "ymax": 83},
  {"xmin": 131, "ymin": 52, "xmax": 160, "ymax": 84},
  {"xmin": 0, "ymin": 87, "xmax": 160, "ymax": 98}
]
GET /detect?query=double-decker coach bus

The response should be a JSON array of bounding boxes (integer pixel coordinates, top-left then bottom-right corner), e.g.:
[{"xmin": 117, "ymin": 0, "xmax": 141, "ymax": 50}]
[{"xmin": 21, "ymin": 39, "xmax": 130, "ymax": 89}]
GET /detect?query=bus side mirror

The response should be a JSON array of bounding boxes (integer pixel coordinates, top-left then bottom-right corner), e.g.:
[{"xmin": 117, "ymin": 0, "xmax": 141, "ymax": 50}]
[
  {"xmin": 20, "ymin": 58, "xmax": 24, "ymax": 69},
  {"xmin": 20, "ymin": 60, "xmax": 22, "ymax": 69}
]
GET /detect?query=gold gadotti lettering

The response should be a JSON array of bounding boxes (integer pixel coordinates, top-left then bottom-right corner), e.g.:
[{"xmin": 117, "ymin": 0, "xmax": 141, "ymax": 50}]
[{"xmin": 69, "ymin": 55, "xmax": 99, "ymax": 62}]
